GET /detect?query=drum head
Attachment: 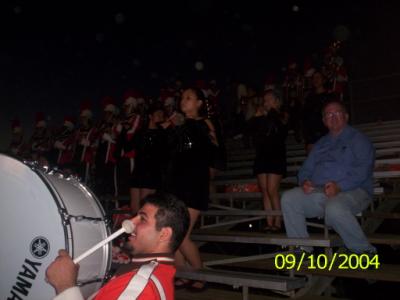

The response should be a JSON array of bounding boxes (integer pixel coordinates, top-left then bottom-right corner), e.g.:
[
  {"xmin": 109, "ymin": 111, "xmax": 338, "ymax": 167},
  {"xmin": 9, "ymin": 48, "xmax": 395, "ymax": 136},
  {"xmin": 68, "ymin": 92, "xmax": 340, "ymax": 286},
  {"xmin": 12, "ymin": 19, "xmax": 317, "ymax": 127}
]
[
  {"xmin": 0, "ymin": 154, "xmax": 67, "ymax": 299},
  {"xmin": 0, "ymin": 154, "xmax": 110, "ymax": 299}
]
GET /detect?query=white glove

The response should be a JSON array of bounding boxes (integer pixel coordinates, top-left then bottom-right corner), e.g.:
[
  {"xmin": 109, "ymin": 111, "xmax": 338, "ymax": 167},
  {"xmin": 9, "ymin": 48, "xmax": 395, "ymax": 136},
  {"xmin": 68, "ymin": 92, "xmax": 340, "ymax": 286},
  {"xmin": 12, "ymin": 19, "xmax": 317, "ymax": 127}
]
[
  {"xmin": 102, "ymin": 133, "xmax": 115, "ymax": 143},
  {"xmin": 80, "ymin": 138, "xmax": 90, "ymax": 147},
  {"xmin": 54, "ymin": 141, "xmax": 66, "ymax": 150}
]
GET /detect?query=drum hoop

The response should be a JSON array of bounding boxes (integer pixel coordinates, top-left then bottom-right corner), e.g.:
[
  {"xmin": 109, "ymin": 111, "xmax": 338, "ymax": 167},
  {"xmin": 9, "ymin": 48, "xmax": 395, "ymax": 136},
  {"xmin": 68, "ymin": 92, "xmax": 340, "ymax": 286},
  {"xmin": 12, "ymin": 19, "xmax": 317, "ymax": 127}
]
[
  {"xmin": 33, "ymin": 169, "xmax": 74, "ymax": 256},
  {"xmin": 85, "ymin": 185, "xmax": 112, "ymax": 283},
  {"xmin": 34, "ymin": 167, "xmax": 112, "ymax": 283},
  {"xmin": 35, "ymin": 169, "xmax": 112, "ymax": 286}
]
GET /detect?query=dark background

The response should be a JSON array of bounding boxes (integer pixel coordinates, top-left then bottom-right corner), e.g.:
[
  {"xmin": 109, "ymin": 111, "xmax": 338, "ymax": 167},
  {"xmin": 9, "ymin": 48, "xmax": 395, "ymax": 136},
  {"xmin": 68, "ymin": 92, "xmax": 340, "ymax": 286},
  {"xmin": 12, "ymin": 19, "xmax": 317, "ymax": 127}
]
[{"xmin": 0, "ymin": 0, "xmax": 398, "ymax": 147}]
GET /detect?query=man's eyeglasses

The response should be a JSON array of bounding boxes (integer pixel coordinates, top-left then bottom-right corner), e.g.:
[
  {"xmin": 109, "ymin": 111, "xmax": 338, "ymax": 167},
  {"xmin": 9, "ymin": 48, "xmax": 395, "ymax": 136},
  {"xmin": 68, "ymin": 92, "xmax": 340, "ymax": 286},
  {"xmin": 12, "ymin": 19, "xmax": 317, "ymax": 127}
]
[{"xmin": 323, "ymin": 111, "xmax": 344, "ymax": 119}]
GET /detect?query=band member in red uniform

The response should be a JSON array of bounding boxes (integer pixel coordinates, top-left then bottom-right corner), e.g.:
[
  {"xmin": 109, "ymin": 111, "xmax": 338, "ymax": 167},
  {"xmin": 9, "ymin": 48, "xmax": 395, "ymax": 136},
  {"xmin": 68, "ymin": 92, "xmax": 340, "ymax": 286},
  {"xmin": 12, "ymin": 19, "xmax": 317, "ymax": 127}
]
[
  {"xmin": 46, "ymin": 192, "xmax": 190, "ymax": 300},
  {"xmin": 330, "ymin": 56, "xmax": 348, "ymax": 100},
  {"xmin": 51, "ymin": 116, "xmax": 76, "ymax": 172},
  {"xmin": 73, "ymin": 101, "xmax": 97, "ymax": 184},
  {"xmin": 94, "ymin": 96, "xmax": 119, "ymax": 198},
  {"xmin": 115, "ymin": 90, "xmax": 142, "ymax": 197},
  {"xmin": 8, "ymin": 118, "xmax": 27, "ymax": 159},
  {"xmin": 29, "ymin": 112, "xmax": 52, "ymax": 166}
]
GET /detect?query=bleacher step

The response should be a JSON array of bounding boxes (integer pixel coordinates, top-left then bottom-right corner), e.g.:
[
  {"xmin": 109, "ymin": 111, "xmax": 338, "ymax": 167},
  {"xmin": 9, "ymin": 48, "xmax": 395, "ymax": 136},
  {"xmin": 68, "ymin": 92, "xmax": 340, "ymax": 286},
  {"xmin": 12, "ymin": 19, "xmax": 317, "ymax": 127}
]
[
  {"xmin": 176, "ymin": 268, "xmax": 305, "ymax": 292},
  {"xmin": 200, "ymin": 253, "xmax": 400, "ymax": 283}
]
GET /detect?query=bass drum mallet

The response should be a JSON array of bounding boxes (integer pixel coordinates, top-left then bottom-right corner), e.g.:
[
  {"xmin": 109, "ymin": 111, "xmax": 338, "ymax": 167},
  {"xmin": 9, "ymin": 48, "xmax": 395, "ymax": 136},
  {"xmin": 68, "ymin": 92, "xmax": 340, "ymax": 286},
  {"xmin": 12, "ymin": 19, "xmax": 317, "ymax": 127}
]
[{"xmin": 73, "ymin": 220, "xmax": 135, "ymax": 264}]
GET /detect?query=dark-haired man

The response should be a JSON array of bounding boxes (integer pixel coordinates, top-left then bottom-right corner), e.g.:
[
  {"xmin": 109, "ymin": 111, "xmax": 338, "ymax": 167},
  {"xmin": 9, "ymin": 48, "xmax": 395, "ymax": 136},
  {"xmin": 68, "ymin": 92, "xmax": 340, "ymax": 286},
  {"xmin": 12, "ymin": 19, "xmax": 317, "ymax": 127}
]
[
  {"xmin": 282, "ymin": 100, "xmax": 377, "ymax": 255},
  {"xmin": 46, "ymin": 193, "xmax": 190, "ymax": 300}
]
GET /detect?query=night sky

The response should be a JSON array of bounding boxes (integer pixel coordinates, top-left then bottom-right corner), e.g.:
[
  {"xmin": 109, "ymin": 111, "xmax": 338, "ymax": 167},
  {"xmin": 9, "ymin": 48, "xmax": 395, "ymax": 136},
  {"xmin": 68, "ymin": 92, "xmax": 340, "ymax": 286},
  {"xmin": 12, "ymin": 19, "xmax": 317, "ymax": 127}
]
[{"xmin": 0, "ymin": 1, "xmax": 370, "ymax": 148}]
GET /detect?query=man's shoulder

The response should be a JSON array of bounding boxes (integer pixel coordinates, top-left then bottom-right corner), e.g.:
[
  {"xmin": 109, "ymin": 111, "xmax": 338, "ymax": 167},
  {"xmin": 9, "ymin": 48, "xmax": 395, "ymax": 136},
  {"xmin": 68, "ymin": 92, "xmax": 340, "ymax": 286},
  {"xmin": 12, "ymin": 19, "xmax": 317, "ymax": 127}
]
[
  {"xmin": 345, "ymin": 126, "xmax": 372, "ymax": 146},
  {"xmin": 153, "ymin": 263, "xmax": 176, "ymax": 278},
  {"xmin": 139, "ymin": 264, "xmax": 176, "ymax": 300}
]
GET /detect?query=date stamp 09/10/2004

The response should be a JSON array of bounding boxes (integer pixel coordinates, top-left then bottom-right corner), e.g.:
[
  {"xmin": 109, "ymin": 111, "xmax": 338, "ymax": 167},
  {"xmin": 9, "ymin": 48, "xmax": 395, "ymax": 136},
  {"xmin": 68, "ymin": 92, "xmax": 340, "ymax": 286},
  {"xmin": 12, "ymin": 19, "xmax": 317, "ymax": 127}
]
[{"xmin": 274, "ymin": 253, "xmax": 380, "ymax": 271}]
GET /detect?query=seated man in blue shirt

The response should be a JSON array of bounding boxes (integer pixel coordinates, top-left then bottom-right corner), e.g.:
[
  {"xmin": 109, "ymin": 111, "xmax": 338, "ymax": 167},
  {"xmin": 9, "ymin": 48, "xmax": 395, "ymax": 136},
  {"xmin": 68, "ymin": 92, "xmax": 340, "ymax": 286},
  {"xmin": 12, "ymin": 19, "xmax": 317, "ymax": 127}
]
[{"xmin": 281, "ymin": 99, "xmax": 377, "ymax": 254}]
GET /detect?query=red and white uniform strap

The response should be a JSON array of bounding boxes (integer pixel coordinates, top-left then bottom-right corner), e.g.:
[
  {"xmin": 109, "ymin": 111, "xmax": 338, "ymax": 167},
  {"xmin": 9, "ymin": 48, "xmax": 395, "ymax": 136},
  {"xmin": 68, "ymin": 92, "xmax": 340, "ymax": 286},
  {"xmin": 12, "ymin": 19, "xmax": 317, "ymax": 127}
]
[{"xmin": 117, "ymin": 261, "xmax": 164, "ymax": 300}]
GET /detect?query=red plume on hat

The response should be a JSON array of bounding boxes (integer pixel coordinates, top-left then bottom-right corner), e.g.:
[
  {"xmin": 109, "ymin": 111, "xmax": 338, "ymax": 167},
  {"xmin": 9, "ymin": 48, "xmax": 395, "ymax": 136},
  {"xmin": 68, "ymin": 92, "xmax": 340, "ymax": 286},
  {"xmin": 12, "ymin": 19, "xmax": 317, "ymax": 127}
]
[
  {"xmin": 195, "ymin": 79, "xmax": 207, "ymax": 90},
  {"xmin": 160, "ymin": 90, "xmax": 175, "ymax": 106},
  {"xmin": 323, "ymin": 46, "xmax": 334, "ymax": 57},
  {"xmin": 101, "ymin": 96, "xmax": 117, "ymax": 113},
  {"xmin": 80, "ymin": 100, "xmax": 93, "ymax": 118},
  {"xmin": 303, "ymin": 57, "xmax": 316, "ymax": 77},
  {"xmin": 287, "ymin": 57, "xmax": 297, "ymax": 69},
  {"xmin": 123, "ymin": 89, "xmax": 141, "ymax": 100},
  {"xmin": 35, "ymin": 112, "xmax": 46, "ymax": 127},
  {"xmin": 264, "ymin": 73, "xmax": 276, "ymax": 85},
  {"xmin": 123, "ymin": 89, "xmax": 143, "ymax": 106},
  {"xmin": 11, "ymin": 118, "xmax": 22, "ymax": 133},
  {"xmin": 63, "ymin": 116, "xmax": 75, "ymax": 129},
  {"xmin": 195, "ymin": 79, "xmax": 210, "ymax": 97},
  {"xmin": 264, "ymin": 73, "xmax": 276, "ymax": 91}
]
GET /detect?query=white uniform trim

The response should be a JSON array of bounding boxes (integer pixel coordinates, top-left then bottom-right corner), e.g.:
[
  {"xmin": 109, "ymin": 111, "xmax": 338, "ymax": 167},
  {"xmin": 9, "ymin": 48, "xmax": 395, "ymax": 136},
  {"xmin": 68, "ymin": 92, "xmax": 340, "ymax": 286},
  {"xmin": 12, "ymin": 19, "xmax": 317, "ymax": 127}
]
[
  {"xmin": 117, "ymin": 261, "xmax": 163, "ymax": 300},
  {"xmin": 150, "ymin": 275, "xmax": 166, "ymax": 300},
  {"xmin": 131, "ymin": 256, "xmax": 174, "ymax": 263}
]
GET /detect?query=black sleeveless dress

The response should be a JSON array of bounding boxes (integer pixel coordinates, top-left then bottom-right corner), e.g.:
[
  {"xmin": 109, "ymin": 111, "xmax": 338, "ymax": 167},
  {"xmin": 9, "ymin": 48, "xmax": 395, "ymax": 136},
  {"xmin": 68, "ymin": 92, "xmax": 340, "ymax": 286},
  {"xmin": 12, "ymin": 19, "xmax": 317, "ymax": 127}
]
[
  {"xmin": 247, "ymin": 109, "xmax": 287, "ymax": 177},
  {"xmin": 167, "ymin": 118, "xmax": 215, "ymax": 211}
]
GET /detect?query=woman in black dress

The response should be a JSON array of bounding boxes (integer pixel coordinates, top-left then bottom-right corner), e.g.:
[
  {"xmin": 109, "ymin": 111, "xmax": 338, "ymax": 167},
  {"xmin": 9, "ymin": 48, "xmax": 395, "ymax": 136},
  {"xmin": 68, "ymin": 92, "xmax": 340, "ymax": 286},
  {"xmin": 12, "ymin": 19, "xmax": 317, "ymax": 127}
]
[
  {"xmin": 165, "ymin": 87, "xmax": 217, "ymax": 290},
  {"xmin": 129, "ymin": 104, "xmax": 167, "ymax": 214},
  {"xmin": 248, "ymin": 89, "xmax": 287, "ymax": 231}
]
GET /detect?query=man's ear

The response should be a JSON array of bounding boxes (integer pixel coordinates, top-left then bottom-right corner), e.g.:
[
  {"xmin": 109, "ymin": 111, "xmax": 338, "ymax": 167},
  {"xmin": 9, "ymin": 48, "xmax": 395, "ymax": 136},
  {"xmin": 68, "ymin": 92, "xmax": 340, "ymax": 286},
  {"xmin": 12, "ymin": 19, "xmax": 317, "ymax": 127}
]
[{"xmin": 160, "ymin": 227, "xmax": 173, "ymax": 244}]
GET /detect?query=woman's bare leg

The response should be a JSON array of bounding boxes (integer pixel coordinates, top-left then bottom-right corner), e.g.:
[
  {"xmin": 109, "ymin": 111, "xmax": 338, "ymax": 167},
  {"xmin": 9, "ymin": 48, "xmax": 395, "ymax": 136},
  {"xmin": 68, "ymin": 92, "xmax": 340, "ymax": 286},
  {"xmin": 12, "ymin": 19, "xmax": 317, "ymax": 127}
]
[
  {"xmin": 257, "ymin": 173, "xmax": 273, "ymax": 227},
  {"xmin": 175, "ymin": 208, "xmax": 202, "ymax": 269},
  {"xmin": 267, "ymin": 174, "xmax": 283, "ymax": 228},
  {"xmin": 175, "ymin": 208, "xmax": 205, "ymax": 288},
  {"xmin": 209, "ymin": 168, "xmax": 218, "ymax": 198}
]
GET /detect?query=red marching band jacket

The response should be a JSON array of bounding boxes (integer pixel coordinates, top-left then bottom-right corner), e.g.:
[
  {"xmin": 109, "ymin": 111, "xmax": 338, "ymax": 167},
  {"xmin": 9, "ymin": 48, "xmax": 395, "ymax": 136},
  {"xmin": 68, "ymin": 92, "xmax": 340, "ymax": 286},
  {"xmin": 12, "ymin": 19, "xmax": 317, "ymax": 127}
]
[
  {"xmin": 97, "ymin": 121, "xmax": 120, "ymax": 164},
  {"xmin": 55, "ymin": 131, "xmax": 77, "ymax": 166},
  {"xmin": 75, "ymin": 126, "xmax": 98, "ymax": 164}
]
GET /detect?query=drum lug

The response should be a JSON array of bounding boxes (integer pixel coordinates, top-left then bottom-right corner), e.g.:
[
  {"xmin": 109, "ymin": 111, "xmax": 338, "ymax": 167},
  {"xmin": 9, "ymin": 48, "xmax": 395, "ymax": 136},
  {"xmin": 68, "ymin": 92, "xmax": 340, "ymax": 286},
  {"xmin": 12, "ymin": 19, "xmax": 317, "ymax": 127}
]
[
  {"xmin": 59, "ymin": 208, "xmax": 105, "ymax": 223},
  {"xmin": 104, "ymin": 217, "xmax": 112, "ymax": 226},
  {"xmin": 103, "ymin": 271, "xmax": 113, "ymax": 282},
  {"xmin": 59, "ymin": 208, "xmax": 71, "ymax": 225},
  {"xmin": 66, "ymin": 174, "xmax": 79, "ymax": 181},
  {"xmin": 24, "ymin": 160, "xmax": 39, "ymax": 170}
]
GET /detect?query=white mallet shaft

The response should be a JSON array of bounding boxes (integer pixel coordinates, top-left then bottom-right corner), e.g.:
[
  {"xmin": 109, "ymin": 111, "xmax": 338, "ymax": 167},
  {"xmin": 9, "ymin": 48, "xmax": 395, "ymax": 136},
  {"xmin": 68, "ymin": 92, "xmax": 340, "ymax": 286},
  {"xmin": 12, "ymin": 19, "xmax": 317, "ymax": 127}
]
[{"xmin": 73, "ymin": 220, "xmax": 135, "ymax": 264}]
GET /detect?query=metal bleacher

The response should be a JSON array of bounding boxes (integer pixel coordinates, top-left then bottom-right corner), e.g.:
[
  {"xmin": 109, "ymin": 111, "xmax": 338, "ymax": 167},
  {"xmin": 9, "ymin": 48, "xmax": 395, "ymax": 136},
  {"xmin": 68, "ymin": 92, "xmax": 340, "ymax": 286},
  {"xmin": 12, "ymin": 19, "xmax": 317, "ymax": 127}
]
[{"xmin": 175, "ymin": 120, "xmax": 400, "ymax": 300}]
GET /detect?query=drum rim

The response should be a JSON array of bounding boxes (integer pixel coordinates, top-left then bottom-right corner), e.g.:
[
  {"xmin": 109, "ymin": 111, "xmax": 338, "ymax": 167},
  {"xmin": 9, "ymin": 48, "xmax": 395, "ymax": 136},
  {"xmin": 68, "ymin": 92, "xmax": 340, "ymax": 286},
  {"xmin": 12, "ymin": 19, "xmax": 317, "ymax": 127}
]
[
  {"xmin": 14, "ymin": 155, "xmax": 74, "ymax": 255},
  {"xmin": 35, "ymin": 164, "xmax": 113, "ymax": 287},
  {"xmin": 35, "ymin": 162, "xmax": 113, "ymax": 284}
]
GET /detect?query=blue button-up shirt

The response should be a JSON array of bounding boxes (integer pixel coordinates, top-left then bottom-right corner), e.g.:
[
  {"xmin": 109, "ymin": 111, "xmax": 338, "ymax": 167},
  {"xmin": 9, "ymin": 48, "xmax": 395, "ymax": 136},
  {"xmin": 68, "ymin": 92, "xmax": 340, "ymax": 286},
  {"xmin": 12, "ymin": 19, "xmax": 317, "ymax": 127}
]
[{"xmin": 298, "ymin": 125, "xmax": 375, "ymax": 196}]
